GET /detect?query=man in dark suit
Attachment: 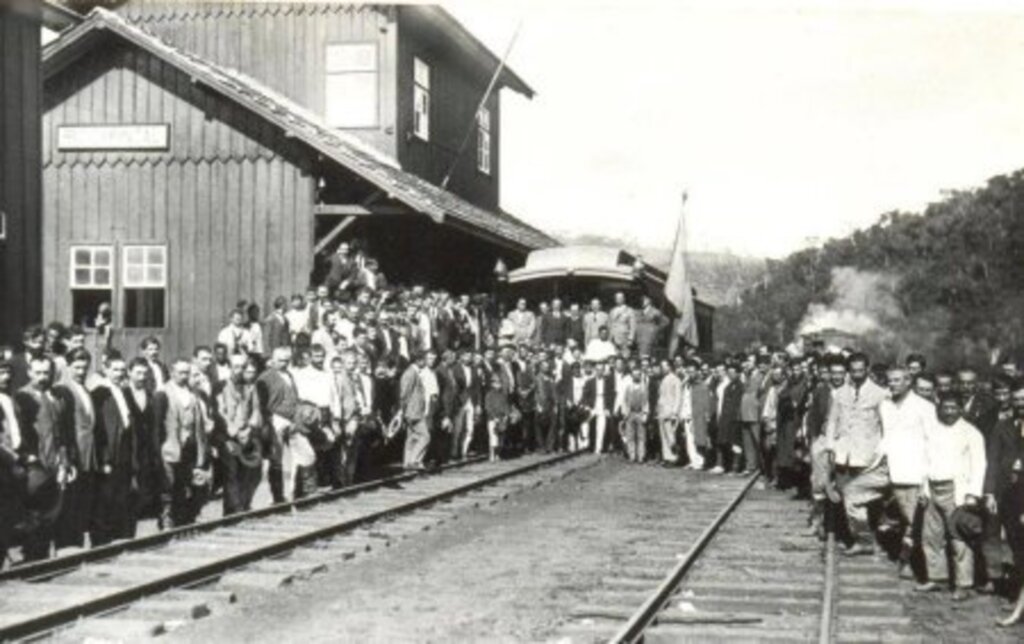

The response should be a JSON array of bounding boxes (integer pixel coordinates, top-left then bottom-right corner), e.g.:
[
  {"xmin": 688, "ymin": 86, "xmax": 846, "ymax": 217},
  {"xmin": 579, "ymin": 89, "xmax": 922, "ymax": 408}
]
[
  {"xmin": 53, "ymin": 347, "xmax": 97, "ymax": 550},
  {"xmin": 540, "ymin": 299, "xmax": 570, "ymax": 348},
  {"xmin": 140, "ymin": 336, "xmax": 169, "ymax": 392},
  {"xmin": 715, "ymin": 362, "xmax": 745, "ymax": 473},
  {"xmin": 451, "ymin": 349, "xmax": 481, "ymax": 459},
  {"xmin": 982, "ymin": 380, "xmax": 1024, "ymax": 593},
  {"xmin": 325, "ymin": 242, "xmax": 358, "ymax": 298},
  {"xmin": 263, "ymin": 296, "xmax": 291, "ymax": 357},
  {"xmin": 959, "ymin": 368, "xmax": 999, "ymax": 441},
  {"xmin": 256, "ymin": 347, "xmax": 304, "ymax": 501},
  {"xmin": 124, "ymin": 357, "xmax": 160, "ymax": 521},
  {"xmin": 15, "ymin": 356, "xmax": 71, "ymax": 560},
  {"xmin": 535, "ymin": 359, "xmax": 558, "ymax": 453},
  {"xmin": 566, "ymin": 303, "xmax": 586, "ymax": 350},
  {"xmin": 91, "ymin": 354, "xmax": 140, "ymax": 545}
]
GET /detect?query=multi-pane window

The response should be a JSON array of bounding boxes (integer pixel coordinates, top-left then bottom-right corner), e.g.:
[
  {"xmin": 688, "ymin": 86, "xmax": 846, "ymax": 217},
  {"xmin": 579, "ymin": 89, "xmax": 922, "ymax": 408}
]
[
  {"xmin": 413, "ymin": 57, "xmax": 430, "ymax": 141},
  {"xmin": 123, "ymin": 245, "xmax": 167, "ymax": 328},
  {"xmin": 325, "ymin": 43, "xmax": 379, "ymax": 128},
  {"xmin": 70, "ymin": 245, "xmax": 113, "ymax": 328},
  {"xmin": 477, "ymin": 107, "xmax": 492, "ymax": 175}
]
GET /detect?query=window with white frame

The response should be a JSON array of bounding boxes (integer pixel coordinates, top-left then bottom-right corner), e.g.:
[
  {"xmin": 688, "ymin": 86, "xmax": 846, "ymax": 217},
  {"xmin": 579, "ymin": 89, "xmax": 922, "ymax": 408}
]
[
  {"xmin": 325, "ymin": 43, "xmax": 379, "ymax": 128},
  {"xmin": 413, "ymin": 57, "xmax": 430, "ymax": 141},
  {"xmin": 123, "ymin": 245, "xmax": 167, "ymax": 328},
  {"xmin": 70, "ymin": 245, "xmax": 113, "ymax": 328},
  {"xmin": 477, "ymin": 107, "xmax": 492, "ymax": 175}
]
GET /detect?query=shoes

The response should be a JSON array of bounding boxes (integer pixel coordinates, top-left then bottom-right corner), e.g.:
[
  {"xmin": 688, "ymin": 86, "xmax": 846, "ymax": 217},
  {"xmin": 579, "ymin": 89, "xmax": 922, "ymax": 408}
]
[
  {"xmin": 709, "ymin": 465, "xmax": 725, "ymax": 474},
  {"xmin": 976, "ymin": 581, "xmax": 996, "ymax": 595},
  {"xmin": 915, "ymin": 582, "xmax": 944, "ymax": 593},
  {"xmin": 951, "ymin": 588, "xmax": 974, "ymax": 602}
]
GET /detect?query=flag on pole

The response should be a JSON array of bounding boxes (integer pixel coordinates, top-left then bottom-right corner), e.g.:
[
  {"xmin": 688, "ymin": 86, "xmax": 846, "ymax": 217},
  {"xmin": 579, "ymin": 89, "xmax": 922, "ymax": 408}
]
[{"xmin": 664, "ymin": 191, "xmax": 699, "ymax": 347}]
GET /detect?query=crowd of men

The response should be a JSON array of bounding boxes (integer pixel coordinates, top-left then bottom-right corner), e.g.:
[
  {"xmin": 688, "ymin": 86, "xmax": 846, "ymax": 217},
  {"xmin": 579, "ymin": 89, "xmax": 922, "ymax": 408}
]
[{"xmin": 0, "ymin": 241, "xmax": 1021, "ymax": 628}]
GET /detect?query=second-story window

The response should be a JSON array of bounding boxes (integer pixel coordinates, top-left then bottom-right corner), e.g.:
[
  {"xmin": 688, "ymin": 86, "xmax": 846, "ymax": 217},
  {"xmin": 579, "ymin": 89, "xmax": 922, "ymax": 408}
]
[
  {"xmin": 477, "ymin": 107, "xmax": 491, "ymax": 175},
  {"xmin": 325, "ymin": 43, "xmax": 379, "ymax": 128},
  {"xmin": 413, "ymin": 57, "xmax": 430, "ymax": 141}
]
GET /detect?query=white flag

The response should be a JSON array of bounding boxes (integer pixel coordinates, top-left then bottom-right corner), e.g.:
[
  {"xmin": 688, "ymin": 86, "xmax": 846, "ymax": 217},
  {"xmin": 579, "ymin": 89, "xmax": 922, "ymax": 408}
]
[{"xmin": 664, "ymin": 192, "xmax": 698, "ymax": 346}]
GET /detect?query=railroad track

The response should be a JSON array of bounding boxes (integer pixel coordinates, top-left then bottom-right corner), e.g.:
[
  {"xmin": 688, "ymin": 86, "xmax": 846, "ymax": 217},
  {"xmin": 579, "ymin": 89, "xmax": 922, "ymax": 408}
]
[
  {"xmin": 0, "ymin": 450, "xmax": 591, "ymax": 642},
  {"xmin": 557, "ymin": 473, "xmax": 922, "ymax": 643}
]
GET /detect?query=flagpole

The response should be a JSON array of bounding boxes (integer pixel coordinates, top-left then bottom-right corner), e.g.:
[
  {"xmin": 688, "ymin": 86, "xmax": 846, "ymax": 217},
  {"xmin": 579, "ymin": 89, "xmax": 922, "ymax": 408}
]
[{"xmin": 668, "ymin": 190, "xmax": 688, "ymax": 358}]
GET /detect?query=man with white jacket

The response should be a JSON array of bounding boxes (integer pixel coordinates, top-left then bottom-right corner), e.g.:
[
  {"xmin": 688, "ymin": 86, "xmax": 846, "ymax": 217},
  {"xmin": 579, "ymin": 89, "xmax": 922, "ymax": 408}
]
[
  {"xmin": 843, "ymin": 366, "xmax": 931, "ymax": 566},
  {"xmin": 917, "ymin": 394, "xmax": 987, "ymax": 599}
]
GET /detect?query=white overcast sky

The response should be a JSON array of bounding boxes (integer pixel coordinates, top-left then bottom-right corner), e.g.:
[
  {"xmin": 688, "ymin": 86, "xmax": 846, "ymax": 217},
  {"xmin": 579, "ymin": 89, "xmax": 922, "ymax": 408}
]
[{"xmin": 444, "ymin": 0, "xmax": 1024, "ymax": 258}]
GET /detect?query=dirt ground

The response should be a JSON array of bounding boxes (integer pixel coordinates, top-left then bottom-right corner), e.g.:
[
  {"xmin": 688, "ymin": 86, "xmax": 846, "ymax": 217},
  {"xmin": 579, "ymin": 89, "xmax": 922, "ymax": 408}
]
[{"xmin": 166, "ymin": 457, "xmax": 740, "ymax": 643}]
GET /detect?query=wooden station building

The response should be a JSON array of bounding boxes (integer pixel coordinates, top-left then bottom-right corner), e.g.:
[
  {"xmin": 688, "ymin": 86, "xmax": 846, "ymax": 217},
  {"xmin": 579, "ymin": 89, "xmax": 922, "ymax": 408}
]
[{"xmin": 42, "ymin": 3, "xmax": 556, "ymax": 357}]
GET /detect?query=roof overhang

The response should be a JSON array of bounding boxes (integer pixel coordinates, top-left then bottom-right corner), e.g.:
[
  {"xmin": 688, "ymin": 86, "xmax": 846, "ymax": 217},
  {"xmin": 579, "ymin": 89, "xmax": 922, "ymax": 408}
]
[{"xmin": 43, "ymin": 8, "xmax": 557, "ymax": 255}]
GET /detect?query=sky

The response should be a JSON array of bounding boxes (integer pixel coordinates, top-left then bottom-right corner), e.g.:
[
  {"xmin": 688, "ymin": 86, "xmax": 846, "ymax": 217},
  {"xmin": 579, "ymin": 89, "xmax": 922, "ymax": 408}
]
[{"xmin": 445, "ymin": 0, "xmax": 1024, "ymax": 258}]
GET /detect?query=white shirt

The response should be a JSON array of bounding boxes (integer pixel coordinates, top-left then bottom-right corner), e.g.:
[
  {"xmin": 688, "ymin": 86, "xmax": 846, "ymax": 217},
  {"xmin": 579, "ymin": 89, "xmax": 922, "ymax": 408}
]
[
  {"xmin": 420, "ymin": 368, "xmax": 439, "ymax": 401},
  {"xmin": 291, "ymin": 366, "xmax": 334, "ymax": 408},
  {"xmin": 359, "ymin": 373, "xmax": 374, "ymax": 411},
  {"xmin": 0, "ymin": 392, "xmax": 21, "ymax": 450},
  {"xmin": 105, "ymin": 381, "xmax": 131, "ymax": 429},
  {"xmin": 217, "ymin": 324, "xmax": 255, "ymax": 354},
  {"xmin": 285, "ymin": 309, "xmax": 309, "ymax": 336},
  {"xmin": 585, "ymin": 338, "xmax": 617, "ymax": 363},
  {"xmin": 594, "ymin": 377, "xmax": 607, "ymax": 414},
  {"xmin": 878, "ymin": 393, "xmax": 932, "ymax": 486},
  {"xmin": 680, "ymin": 383, "xmax": 693, "ymax": 422},
  {"xmin": 572, "ymin": 376, "xmax": 587, "ymax": 405},
  {"xmin": 924, "ymin": 417, "xmax": 986, "ymax": 506}
]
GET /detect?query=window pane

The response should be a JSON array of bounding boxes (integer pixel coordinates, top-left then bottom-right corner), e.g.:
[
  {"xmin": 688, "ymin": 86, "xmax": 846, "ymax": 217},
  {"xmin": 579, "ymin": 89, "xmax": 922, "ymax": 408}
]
[
  {"xmin": 73, "ymin": 268, "xmax": 91, "ymax": 286},
  {"xmin": 146, "ymin": 247, "xmax": 165, "ymax": 266},
  {"xmin": 74, "ymin": 248, "xmax": 92, "ymax": 266},
  {"xmin": 326, "ymin": 43, "xmax": 377, "ymax": 73},
  {"xmin": 325, "ymin": 73, "xmax": 378, "ymax": 128},
  {"xmin": 94, "ymin": 249, "xmax": 111, "ymax": 266},
  {"xmin": 72, "ymin": 290, "xmax": 111, "ymax": 329},
  {"xmin": 124, "ymin": 288, "xmax": 165, "ymax": 328},
  {"xmin": 126, "ymin": 246, "xmax": 144, "ymax": 265},
  {"xmin": 414, "ymin": 57, "xmax": 430, "ymax": 88},
  {"xmin": 94, "ymin": 268, "xmax": 111, "ymax": 286},
  {"xmin": 126, "ymin": 266, "xmax": 144, "ymax": 285},
  {"xmin": 413, "ymin": 86, "xmax": 430, "ymax": 140},
  {"xmin": 478, "ymin": 108, "xmax": 490, "ymax": 130},
  {"xmin": 146, "ymin": 266, "xmax": 165, "ymax": 285}
]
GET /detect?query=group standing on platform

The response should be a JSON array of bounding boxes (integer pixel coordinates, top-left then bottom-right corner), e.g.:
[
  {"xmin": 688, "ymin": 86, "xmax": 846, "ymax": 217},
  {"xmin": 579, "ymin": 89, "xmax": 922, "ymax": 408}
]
[{"xmin": 0, "ymin": 241, "xmax": 1022, "ymax": 630}]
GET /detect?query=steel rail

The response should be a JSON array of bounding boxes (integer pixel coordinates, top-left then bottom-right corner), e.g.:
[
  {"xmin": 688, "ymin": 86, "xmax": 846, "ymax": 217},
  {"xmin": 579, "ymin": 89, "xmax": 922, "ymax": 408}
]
[
  {"xmin": 607, "ymin": 472, "xmax": 761, "ymax": 644},
  {"xmin": 0, "ymin": 451, "xmax": 580, "ymax": 642},
  {"xmin": 818, "ymin": 529, "xmax": 839, "ymax": 644},
  {"xmin": 1, "ymin": 455, "xmax": 486, "ymax": 584}
]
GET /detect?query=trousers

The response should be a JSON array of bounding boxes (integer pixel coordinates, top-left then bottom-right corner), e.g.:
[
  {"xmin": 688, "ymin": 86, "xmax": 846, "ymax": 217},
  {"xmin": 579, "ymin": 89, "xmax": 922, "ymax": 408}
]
[
  {"xmin": 809, "ymin": 437, "xmax": 831, "ymax": 501},
  {"xmin": 843, "ymin": 458, "xmax": 919, "ymax": 547},
  {"xmin": 221, "ymin": 448, "xmax": 262, "ymax": 515},
  {"xmin": 623, "ymin": 413, "xmax": 646, "ymax": 462},
  {"xmin": 451, "ymin": 401, "xmax": 475, "ymax": 459},
  {"xmin": 740, "ymin": 422, "xmax": 760, "ymax": 472},
  {"xmin": 403, "ymin": 418, "xmax": 430, "ymax": 468},
  {"xmin": 659, "ymin": 418, "xmax": 679, "ymax": 462},
  {"xmin": 681, "ymin": 419, "xmax": 705, "ymax": 468},
  {"xmin": 591, "ymin": 412, "xmax": 608, "ymax": 453},
  {"xmin": 923, "ymin": 480, "xmax": 973, "ymax": 588}
]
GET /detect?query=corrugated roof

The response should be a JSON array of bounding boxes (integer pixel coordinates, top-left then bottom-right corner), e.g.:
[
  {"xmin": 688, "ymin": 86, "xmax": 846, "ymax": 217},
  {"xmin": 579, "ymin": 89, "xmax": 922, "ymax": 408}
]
[{"xmin": 43, "ymin": 8, "xmax": 558, "ymax": 252}]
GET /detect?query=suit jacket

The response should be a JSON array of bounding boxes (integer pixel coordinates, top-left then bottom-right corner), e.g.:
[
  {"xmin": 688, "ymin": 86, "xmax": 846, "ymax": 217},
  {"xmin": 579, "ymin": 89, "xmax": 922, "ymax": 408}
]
[
  {"xmin": 824, "ymin": 379, "xmax": 887, "ymax": 468},
  {"xmin": 539, "ymin": 312, "xmax": 570, "ymax": 347},
  {"xmin": 963, "ymin": 393, "xmax": 999, "ymax": 442},
  {"xmin": 740, "ymin": 371, "xmax": 764, "ymax": 423},
  {"xmin": 262, "ymin": 312, "xmax": 291, "ymax": 355},
  {"xmin": 399, "ymin": 365, "xmax": 427, "ymax": 421},
  {"xmin": 124, "ymin": 385, "xmax": 158, "ymax": 485},
  {"xmin": 566, "ymin": 315, "xmax": 586, "ymax": 348},
  {"xmin": 153, "ymin": 385, "xmax": 210, "ymax": 468},
  {"xmin": 325, "ymin": 254, "xmax": 358, "ymax": 289},
  {"xmin": 143, "ymin": 359, "xmax": 169, "ymax": 393},
  {"xmin": 608, "ymin": 305, "xmax": 636, "ymax": 348},
  {"xmin": 10, "ymin": 351, "xmax": 31, "ymax": 391},
  {"xmin": 718, "ymin": 379, "xmax": 744, "ymax": 444},
  {"xmin": 256, "ymin": 369, "xmax": 299, "ymax": 422},
  {"xmin": 690, "ymin": 381, "xmax": 714, "ymax": 447},
  {"xmin": 657, "ymin": 373, "xmax": 684, "ymax": 419},
  {"xmin": 507, "ymin": 310, "xmax": 537, "ymax": 345},
  {"xmin": 635, "ymin": 306, "xmax": 668, "ymax": 356},
  {"xmin": 14, "ymin": 385, "xmax": 68, "ymax": 473},
  {"xmin": 437, "ymin": 365, "xmax": 459, "ymax": 421},
  {"xmin": 92, "ymin": 385, "xmax": 138, "ymax": 475},
  {"xmin": 535, "ymin": 373, "xmax": 557, "ymax": 414},
  {"xmin": 453, "ymin": 363, "xmax": 482, "ymax": 408},
  {"xmin": 54, "ymin": 382, "xmax": 97, "ymax": 473},
  {"xmin": 582, "ymin": 311, "xmax": 609, "ymax": 346},
  {"xmin": 984, "ymin": 417, "xmax": 1023, "ymax": 499}
]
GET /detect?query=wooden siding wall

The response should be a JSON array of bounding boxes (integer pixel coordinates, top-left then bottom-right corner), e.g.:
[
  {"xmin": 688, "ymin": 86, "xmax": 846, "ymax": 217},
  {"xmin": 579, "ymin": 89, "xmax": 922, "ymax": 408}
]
[
  {"xmin": 120, "ymin": 1, "xmax": 399, "ymax": 159},
  {"xmin": 0, "ymin": 6, "xmax": 43, "ymax": 344},
  {"xmin": 43, "ymin": 42, "xmax": 315, "ymax": 359},
  {"xmin": 396, "ymin": 20, "xmax": 500, "ymax": 212}
]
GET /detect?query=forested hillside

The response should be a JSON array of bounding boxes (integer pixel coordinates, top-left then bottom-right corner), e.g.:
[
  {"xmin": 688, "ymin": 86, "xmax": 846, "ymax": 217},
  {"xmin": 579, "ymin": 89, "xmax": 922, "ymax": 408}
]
[{"xmin": 715, "ymin": 170, "xmax": 1024, "ymax": 368}]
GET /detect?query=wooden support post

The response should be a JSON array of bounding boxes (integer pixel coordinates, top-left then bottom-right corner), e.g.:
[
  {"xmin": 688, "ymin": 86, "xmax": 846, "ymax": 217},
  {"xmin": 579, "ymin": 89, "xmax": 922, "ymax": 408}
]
[{"xmin": 314, "ymin": 216, "xmax": 355, "ymax": 255}]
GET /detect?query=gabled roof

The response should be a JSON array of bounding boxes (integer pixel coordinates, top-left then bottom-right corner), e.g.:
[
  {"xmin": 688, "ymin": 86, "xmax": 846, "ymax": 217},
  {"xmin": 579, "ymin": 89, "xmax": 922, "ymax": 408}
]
[{"xmin": 43, "ymin": 8, "xmax": 557, "ymax": 252}]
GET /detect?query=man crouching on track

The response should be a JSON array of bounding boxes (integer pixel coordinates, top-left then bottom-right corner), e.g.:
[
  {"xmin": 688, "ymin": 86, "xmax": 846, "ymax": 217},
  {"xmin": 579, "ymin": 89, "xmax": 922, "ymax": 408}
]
[
  {"xmin": 841, "ymin": 366, "xmax": 930, "ymax": 572},
  {"xmin": 153, "ymin": 359, "xmax": 212, "ymax": 528}
]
